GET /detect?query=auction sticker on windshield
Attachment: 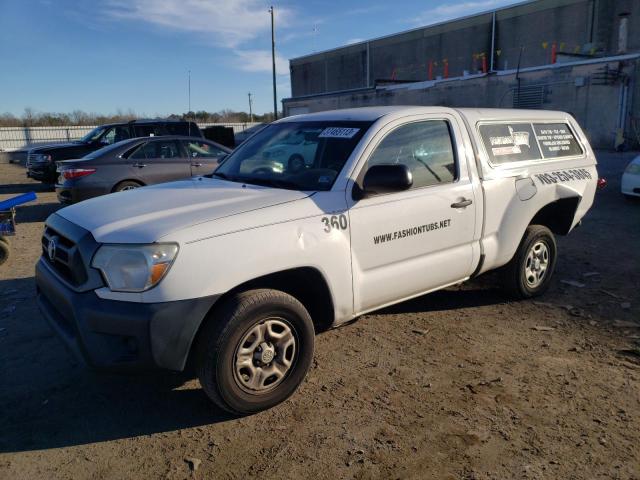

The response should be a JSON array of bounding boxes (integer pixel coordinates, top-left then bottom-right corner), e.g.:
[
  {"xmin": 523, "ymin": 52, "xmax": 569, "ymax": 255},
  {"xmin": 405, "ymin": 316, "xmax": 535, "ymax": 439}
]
[{"xmin": 319, "ymin": 127, "xmax": 360, "ymax": 139}]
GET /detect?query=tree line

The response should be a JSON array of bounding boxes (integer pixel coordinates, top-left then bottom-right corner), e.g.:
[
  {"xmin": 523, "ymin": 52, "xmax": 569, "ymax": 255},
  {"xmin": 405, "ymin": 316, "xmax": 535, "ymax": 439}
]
[{"xmin": 0, "ymin": 108, "xmax": 275, "ymax": 127}]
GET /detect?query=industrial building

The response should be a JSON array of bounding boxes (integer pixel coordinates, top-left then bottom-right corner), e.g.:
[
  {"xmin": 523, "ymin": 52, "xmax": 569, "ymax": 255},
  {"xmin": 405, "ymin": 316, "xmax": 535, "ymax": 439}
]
[{"xmin": 283, "ymin": 0, "xmax": 639, "ymax": 149}]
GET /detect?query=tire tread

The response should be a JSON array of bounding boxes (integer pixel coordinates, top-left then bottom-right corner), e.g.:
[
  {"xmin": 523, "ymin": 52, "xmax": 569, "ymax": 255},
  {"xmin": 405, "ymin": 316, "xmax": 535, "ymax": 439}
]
[
  {"xmin": 195, "ymin": 288, "xmax": 312, "ymax": 414},
  {"xmin": 500, "ymin": 225, "xmax": 557, "ymax": 299}
]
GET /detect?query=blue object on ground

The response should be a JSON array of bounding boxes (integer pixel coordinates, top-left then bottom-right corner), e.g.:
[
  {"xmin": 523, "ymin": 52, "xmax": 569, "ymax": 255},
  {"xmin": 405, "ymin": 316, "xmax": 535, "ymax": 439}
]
[{"xmin": 0, "ymin": 191, "xmax": 37, "ymax": 211}]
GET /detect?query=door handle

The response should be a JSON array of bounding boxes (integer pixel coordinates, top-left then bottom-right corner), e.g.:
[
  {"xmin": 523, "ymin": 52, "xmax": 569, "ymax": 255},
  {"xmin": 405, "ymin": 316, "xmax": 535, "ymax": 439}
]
[
  {"xmin": 191, "ymin": 162, "xmax": 203, "ymax": 167},
  {"xmin": 133, "ymin": 163, "xmax": 146, "ymax": 168},
  {"xmin": 451, "ymin": 198, "xmax": 473, "ymax": 208}
]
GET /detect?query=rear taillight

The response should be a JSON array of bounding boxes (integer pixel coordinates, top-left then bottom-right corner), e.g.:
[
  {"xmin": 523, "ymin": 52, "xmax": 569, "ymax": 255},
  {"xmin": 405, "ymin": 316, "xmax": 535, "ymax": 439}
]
[
  {"xmin": 62, "ymin": 168, "xmax": 96, "ymax": 180},
  {"xmin": 597, "ymin": 178, "xmax": 607, "ymax": 190}
]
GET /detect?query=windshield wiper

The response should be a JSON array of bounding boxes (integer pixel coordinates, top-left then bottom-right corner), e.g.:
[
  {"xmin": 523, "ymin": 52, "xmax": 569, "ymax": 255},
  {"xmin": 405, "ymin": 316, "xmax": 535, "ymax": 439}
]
[
  {"xmin": 236, "ymin": 176, "xmax": 300, "ymax": 190},
  {"xmin": 210, "ymin": 171, "xmax": 232, "ymax": 180}
]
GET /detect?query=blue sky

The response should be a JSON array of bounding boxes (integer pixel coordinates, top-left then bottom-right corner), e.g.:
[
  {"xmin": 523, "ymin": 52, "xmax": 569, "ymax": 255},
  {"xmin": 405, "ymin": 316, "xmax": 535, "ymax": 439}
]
[{"xmin": 0, "ymin": 0, "xmax": 519, "ymax": 116}]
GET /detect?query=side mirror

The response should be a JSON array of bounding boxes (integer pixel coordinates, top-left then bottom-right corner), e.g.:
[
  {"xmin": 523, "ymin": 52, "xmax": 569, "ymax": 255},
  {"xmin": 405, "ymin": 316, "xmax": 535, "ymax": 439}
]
[{"xmin": 354, "ymin": 164, "xmax": 413, "ymax": 200}]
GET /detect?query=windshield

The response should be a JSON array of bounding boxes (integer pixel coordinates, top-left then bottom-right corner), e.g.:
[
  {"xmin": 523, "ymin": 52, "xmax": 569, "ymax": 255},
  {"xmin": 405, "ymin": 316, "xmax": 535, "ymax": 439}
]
[
  {"xmin": 214, "ymin": 121, "xmax": 372, "ymax": 191},
  {"xmin": 79, "ymin": 126, "xmax": 107, "ymax": 143}
]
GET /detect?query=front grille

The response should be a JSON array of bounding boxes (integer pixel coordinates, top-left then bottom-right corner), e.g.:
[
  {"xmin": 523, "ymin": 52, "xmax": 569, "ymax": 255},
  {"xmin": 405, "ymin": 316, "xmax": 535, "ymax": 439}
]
[{"xmin": 42, "ymin": 226, "xmax": 88, "ymax": 287}]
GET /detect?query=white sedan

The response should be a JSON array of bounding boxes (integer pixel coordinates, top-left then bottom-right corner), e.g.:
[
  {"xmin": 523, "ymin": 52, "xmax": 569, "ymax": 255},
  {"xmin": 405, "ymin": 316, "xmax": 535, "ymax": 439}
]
[{"xmin": 622, "ymin": 155, "xmax": 640, "ymax": 198}]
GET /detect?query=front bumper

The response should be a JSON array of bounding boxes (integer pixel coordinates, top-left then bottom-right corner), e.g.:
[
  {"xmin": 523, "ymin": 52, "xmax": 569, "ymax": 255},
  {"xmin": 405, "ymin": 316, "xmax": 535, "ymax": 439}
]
[
  {"xmin": 27, "ymin": 163, "xmax": 56, "ymax": 182},
  {"xmin": 36, "ymin": 258, "xmax": 219, "ymax": 371}
]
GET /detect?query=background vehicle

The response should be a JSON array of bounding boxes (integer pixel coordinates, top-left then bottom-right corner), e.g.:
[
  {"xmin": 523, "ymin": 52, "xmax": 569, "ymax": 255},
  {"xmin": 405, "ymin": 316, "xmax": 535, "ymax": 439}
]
[
  {"xmin": 55, "ymin": 136, "xmax": 230, "ymax": 203},
  {"xmin": 621, "ymin": 155, "xmax": 640, "ymax": 199},
  {"xmin": 36, "ymin": 107, "xmax": 598, "ymax": 415},
  {"xmin": 261, "ymin": 129, "xmax": 319, "ymax": 172},
  {"xmin": 27, "ymin": 119, "xmax": 202, "ymax": 184}
]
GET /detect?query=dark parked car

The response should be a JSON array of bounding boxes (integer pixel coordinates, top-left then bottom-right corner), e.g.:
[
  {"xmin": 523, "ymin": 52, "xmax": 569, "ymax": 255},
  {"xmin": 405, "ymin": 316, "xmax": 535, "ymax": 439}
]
[
  {"xmin": 27, "ymin": 119, "xmax": 202, "ymax": 184},
  {"xmin": 55, "ymin": 136, "xmax": 230, "ymax": 204}
]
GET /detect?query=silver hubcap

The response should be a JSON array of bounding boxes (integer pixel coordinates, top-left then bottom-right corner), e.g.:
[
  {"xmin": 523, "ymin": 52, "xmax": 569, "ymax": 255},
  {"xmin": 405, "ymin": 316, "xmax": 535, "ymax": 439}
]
[
  {"xmin": 525, "ymin": 241, "xmax": 549, "ymax": 288},
  {"xmin": 234, "ymin": 318, "xmax": 296, "ymax": 393},
  {"xmin": 121, "ymin": 185, "xmax": 138, "ymax": 191}
]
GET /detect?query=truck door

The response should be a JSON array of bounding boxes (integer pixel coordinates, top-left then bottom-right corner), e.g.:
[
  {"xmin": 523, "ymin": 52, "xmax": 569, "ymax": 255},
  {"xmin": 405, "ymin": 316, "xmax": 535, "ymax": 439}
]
[{"xmin": 348, "ymin": 115, "xmax": 477, "ymax": 313}]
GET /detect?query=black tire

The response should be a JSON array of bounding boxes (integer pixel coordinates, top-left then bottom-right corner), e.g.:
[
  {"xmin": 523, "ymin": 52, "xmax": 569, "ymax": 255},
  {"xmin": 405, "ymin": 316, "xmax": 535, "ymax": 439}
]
[
  {"xmin": 113, "ymin": 180, "xmax": 142, "ymax": 192},
  {"xmin": 0, "ymin": 239, "xmax": 9, "ymax": 266},
  {"xmin": 500, "ymin": 225, "xmax": 557, "ymax": 299},
  {"xmin": 196, "ymin": 289, "xmax": 315, "ymax": 415}
]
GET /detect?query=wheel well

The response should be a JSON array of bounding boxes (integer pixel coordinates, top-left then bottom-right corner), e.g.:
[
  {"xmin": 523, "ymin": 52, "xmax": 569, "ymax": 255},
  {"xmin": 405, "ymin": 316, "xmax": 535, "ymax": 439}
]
[
  {"xmin": 529, "ymin": 197, "xmax": 581, "ymax": 235},
  {"xmin": 185, "ymin": 267, "xmax": 335, "ymax": 372},
  {"xmin": 112, "ymin": 179, "xmax": 144, "ymax": 192},
  {"xmin": 220, "ymin": 267, "xmax": 335, "ymax": 332}
]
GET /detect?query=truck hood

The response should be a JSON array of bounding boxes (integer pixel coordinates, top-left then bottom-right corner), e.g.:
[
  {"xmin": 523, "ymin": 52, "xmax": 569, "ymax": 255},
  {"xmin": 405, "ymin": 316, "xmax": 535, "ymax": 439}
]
[
  {"xmin": 56, "ymin": 178, "xmax": 313, "ymax": 243},
  {"xmin": 29, "ymin": 141, "xmax": 85, "ymax": 153}
]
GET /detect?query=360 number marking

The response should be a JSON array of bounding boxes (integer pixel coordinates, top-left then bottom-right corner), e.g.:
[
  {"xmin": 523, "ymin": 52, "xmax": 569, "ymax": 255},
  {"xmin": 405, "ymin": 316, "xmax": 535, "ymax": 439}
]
[{"xmin": 321, "ymin": 214, "xmax": 348, "ymax": 232}]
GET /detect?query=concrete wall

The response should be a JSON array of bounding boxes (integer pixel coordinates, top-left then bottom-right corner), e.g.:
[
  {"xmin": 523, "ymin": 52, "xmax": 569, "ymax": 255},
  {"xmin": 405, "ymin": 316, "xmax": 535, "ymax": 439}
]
[
  {"xmin": 284, "ymin": 56, "xmax": 640, "ymax": 150},
  {"xmin": 290, "ymin": 0, "xmax": 639, "ymax": 98}
]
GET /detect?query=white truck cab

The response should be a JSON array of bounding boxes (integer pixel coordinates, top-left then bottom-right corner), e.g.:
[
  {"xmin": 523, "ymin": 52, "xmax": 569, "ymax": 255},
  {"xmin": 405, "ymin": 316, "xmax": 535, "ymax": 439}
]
[{"xmin": 36, "ymin": 106, "xmax": 598, "ymax": 413}]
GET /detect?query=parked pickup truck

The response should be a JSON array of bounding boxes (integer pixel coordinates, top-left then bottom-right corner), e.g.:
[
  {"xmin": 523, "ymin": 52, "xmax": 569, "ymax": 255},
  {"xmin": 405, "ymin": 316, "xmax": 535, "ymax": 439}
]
[{"xmin": 36, "ymin": 107, "xmax": 598, "ymax": 414}]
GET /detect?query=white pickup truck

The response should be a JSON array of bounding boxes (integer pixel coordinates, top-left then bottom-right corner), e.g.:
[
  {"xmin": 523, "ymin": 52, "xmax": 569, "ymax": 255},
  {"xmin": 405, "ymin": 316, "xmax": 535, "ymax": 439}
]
[{"xmin": 36, "ymin": 106, "xmax": 598, "ymax": 414}]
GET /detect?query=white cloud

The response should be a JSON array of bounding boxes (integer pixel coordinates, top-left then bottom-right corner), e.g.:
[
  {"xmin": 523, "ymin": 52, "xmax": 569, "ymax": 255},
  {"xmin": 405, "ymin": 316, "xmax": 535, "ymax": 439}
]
[
  {"xmin": 234, "ymin": 49, "xmax": 289, "ymax": 74},
  {"xmin": 413, "ymin": 0, "xmax": 517, "ymax": 26},
  {"xmin": 103, "ymin": 0, "xmax": 292, "ymax": 48}
]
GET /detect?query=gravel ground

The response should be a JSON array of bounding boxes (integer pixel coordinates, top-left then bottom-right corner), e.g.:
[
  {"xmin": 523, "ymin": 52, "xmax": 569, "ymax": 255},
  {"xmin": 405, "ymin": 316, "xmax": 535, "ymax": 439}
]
[{"xmin": 1, "ymin": 152, "xmax": 639, "ymax": 480}]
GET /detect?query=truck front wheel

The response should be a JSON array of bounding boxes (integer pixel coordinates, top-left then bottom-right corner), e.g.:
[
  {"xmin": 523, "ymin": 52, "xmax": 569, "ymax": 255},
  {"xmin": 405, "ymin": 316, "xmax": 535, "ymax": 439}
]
[
  {"xmin": 196, "ymin": 289, "xmax": 315, "ymax": 414},
  {"xmin": 501, "ymin": 225, "xmax": 557, "ymax": 299}
]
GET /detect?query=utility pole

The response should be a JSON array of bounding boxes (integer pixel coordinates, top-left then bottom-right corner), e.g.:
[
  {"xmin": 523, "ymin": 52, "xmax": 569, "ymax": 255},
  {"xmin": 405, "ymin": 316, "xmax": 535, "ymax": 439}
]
[
  {"xmin": 188, "ymin": 69, "xmax": 191, "ymax": 135},
  {"xmin": 248, "ymin": 92, "xmax": 254, "ymax": 123},
  {"xmin": 269, "ymin": 6, "xmax": 278, "ymax": 120}
]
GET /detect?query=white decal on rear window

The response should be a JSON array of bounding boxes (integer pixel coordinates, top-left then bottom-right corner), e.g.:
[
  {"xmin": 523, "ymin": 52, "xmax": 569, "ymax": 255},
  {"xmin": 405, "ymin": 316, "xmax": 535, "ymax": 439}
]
[{"xmin": 319, "ymin": 127, "xmax": 360, "ymax": 139}]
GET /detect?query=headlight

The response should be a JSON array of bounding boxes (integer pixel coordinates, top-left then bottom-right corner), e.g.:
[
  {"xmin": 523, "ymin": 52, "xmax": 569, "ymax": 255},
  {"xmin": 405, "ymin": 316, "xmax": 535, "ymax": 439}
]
[
  {"xmin": 625, "ymin": 163, "xmax": 640, "ymax": 175},
  {"xmin": 92, "ymin": 243, "xmax": 179, "ymax": 292}
]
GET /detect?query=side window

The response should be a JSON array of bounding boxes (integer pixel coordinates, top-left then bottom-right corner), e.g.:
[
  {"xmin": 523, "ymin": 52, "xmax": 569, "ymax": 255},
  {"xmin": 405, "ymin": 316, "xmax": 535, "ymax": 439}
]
[
  {"xmin": 183, "ymin": 141, "xmax": 226, "ymax": 159},
  {"xmin": 166, "ymin": 123, "xmax": 190, "ymax": 136},
  {"xmin": 101, "ymin": 126, "xmax": 129, "ymax": 145},
  {"xmin": 153, "ymin": 140, "xmax": 180, "ymax": 159},
  {"xmin": 532, "ymin": 123, "xmax": 583, "ymax": 158},
  {"xmin": 134, "ymin": 125, "xmax": 168, "ymax": 137},
  {"xmin": 101, "ymin": 127, "xmax": 115, "ymax": 145},
  {"xmin": 368, "ymin": 120, "xmax": 457, "ymax": 189},
  {"xmin": 479, "ymin": 123, "xmax": 541, "ymax": 164},
  {"xmin": 128, "ymin": 142, "xmax": 153, "ymax": 160}
]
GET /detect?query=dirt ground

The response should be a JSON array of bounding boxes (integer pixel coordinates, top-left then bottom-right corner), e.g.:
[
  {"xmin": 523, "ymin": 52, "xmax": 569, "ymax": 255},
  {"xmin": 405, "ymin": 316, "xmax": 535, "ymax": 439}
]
[{"xmin": 0, "ymin": 153, "xmax": 639, "ymax": 480}]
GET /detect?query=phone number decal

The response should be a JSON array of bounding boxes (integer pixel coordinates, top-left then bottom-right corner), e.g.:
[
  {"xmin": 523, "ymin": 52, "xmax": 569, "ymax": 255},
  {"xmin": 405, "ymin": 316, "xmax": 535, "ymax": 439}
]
[{"xmin": 534, "ymin": 168, "xmax": 592, "ymax": 185}]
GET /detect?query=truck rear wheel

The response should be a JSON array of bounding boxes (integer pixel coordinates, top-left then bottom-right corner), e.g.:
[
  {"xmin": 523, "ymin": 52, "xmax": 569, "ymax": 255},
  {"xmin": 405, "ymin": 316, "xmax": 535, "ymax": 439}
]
[
  {"xmin": 196, "ymin": 289, "xmax": 315, "ymax": 415},
  {"xmin": 501, "ymin": 225, "xmax": 557, "ymax": 299}
]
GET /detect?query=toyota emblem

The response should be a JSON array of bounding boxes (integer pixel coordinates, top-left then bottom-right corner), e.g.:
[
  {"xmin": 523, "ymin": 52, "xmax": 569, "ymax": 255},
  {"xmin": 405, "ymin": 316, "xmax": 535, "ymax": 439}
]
[{"xmin": 47, "ymin": 236, "xmax": 58, "ymax": 261}]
